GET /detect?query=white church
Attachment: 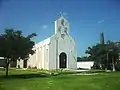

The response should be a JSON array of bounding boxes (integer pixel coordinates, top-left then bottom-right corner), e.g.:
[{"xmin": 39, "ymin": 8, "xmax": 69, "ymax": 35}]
[{"xmin": 17, "ymin": 14, "xmax": 77, "ymax": 70}]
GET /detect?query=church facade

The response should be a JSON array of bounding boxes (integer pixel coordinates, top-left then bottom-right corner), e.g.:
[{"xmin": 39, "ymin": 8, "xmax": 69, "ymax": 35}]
[{"xmin": 18, "ymin": 15, "xmax": 77, "ymax": 70}]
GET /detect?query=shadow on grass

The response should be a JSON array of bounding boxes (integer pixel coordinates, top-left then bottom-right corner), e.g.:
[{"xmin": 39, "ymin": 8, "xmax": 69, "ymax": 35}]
[{"xmin": 0, "ymin": 73, "xmax": 50, "ymax": 79}]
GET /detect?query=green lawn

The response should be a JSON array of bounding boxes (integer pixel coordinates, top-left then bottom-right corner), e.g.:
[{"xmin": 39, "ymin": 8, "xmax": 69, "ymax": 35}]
[{"xmin": 0, "ymin": 69, "xmax": 120, "ymax": 90}]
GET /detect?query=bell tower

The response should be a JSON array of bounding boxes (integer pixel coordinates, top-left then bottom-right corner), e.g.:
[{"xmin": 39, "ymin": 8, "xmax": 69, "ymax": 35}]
[{"xmin": 54, "ymin": 13, "xmax": 69, "ymax": 37}]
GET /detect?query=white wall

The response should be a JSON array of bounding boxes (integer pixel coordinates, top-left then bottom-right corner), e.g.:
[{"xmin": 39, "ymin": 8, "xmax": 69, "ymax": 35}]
[
  {"xmin": 49, "ymin": 32, "xmax": 77, "ymax": 70},
  {"xmin": 26, "ymin": 37, "xmax": 50, "ymax": 69},
  {"xmin": 77, "ymin": 61, "xmax": 94, "ymax": 69},
  {"xmin": 0, "ymin": 59, "xmax": 5, "ymax": 67},
  {"xmin": 49, "ymin": 35, "xmax": 57, "ymax": 70},
  {"xmin": 48, "ymin": 29, "xmax": 77, "ymax": 70},
  {"xmin": 0, "ymin": 57, "xmax": 4, "ymax": 59},
  {"xmin": 17, "ymin": 60, "xmax": 23, "ymax": 68}
]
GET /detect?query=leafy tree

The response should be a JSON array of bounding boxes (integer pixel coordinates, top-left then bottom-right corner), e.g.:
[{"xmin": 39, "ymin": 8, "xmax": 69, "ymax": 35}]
[
  {"xmin": 0, "ymin": 28, "xmax": 36, "ymax": 76},
  {"xmin": 77, "ymin": 57, "xmax": 81, "ymax": 62},
  {"xmin": 106, "ymin": 41, "xmax": 119, "ymax": 71},
  {"xmin": 77, "ymin": 56, "xmax": 92, "ymax": 62},
  {"xmin": 86, "ymin": 41, "xmax": 119, "ymax": 71}
]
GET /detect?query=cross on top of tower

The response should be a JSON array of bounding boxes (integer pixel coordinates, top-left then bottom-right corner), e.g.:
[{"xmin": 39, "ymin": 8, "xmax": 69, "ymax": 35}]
[
  {"xmin": 59, "ymin": 12, "xmax": 68, "ymax": 18},
  {"xmin": 59, "ymin": 12, "xmax": 64, "ymax": 18}
]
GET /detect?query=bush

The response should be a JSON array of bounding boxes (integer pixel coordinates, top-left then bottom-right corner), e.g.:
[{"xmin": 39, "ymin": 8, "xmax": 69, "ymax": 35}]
[
  {"xmin": 91, "ymin": 62, "xmax": 101, "ymax": 69},
  {"xmin": 28, "ymin": 66, "xmax": 31, "ymax": 69}
]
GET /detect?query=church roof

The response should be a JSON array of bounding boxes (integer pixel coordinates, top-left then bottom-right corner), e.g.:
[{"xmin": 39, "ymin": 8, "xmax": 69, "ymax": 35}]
[{"xmin": 34, "ymin": 37, "xmax": 50, "ymax": 49}]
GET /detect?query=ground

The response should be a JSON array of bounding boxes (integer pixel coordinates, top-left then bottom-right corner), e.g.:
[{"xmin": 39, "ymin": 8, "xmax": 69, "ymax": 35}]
[{"xmin": 0, "ymin": 69, "xmax": 120, "ymax": 90}]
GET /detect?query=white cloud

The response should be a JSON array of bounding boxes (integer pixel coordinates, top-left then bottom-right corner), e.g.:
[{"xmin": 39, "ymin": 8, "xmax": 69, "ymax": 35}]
[
  {"xmin": 41, "ymin": 25, "xmax": 48, "ymax": 29},
  {"xmin": 98, "ymin": 20, "xmax": 104, "ymax": 23}
]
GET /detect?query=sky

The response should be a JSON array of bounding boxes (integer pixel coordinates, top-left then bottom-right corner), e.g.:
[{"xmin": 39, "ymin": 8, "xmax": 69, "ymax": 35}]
[{"xmin": 0, "ymin": 0, "xmax": 120, "ymax": 56}]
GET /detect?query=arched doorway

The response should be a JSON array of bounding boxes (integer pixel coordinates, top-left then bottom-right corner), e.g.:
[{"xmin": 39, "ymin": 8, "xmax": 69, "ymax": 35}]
[{"xmin": 59, "ymin": 52, "xmax": 67, "ymax": 68}]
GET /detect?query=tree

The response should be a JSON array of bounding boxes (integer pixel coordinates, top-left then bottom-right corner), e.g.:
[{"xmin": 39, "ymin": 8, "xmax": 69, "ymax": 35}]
[
  {"xmin": 85, "ymin": 44, "xmax": 106, "ymax": 69},
  {"xmin": 106, "ymin": 41, "xmax": 119, "ymax": 71},
  {"xmin": 0, "ymin": 28, "xmax": 36, "ymax": 76},
  {"xmin": 77, "ymin": 57, "xmax": 82, "ymax": 62},
  {"xmin": 77, "ymin": 56, "xmax": 92, "ymax": 62},
  {"xmin": 86, "ymin": 41, "xmax": 119, "ymax": 71}
]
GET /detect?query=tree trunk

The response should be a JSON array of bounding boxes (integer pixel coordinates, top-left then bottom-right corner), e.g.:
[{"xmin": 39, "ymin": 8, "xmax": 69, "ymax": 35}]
[
  {"xmin": 105, "ymin": 52, "xmax": 109, "ymax": 70},
  {"xmin": 5, "ymin": 59, "xmax": 9, "ymax": 77},
  {"xmin": 112, "ymin": 57, "xmax": 115, "ymax": 72}
]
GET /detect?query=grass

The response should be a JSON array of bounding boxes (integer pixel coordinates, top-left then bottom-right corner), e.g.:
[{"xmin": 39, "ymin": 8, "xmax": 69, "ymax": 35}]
[{"xmin": 0, "ymin": 69, "xmax": 120, "ymax": 90}]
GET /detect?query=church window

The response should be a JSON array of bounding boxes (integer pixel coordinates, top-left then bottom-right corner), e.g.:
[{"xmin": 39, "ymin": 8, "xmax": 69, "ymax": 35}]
[
  {"xmin": 61, "ymin": 34, "xmax": 65, "ymax": 39},
  {"xmin": 61, "ymin": 19, "xmax": 65, "ymax": 26},
  {"xmin": 58, "ymin": 26, "xmax": 61, "ymax": 32},
  {"xmin": 64, "ymin": 27, "xmax": 68, "ymax": 34}
]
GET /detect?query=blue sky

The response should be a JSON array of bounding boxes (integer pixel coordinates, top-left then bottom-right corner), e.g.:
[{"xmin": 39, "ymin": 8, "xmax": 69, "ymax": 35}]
[{"xmin": 0, "ymin": 0, "xmax": 120, "ymax": 56}]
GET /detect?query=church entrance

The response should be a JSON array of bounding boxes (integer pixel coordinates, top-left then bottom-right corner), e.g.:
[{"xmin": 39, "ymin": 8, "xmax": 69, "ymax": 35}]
[{"xmin": 59, "ymin": 52, "xmax": 67, "ymax": 68}]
